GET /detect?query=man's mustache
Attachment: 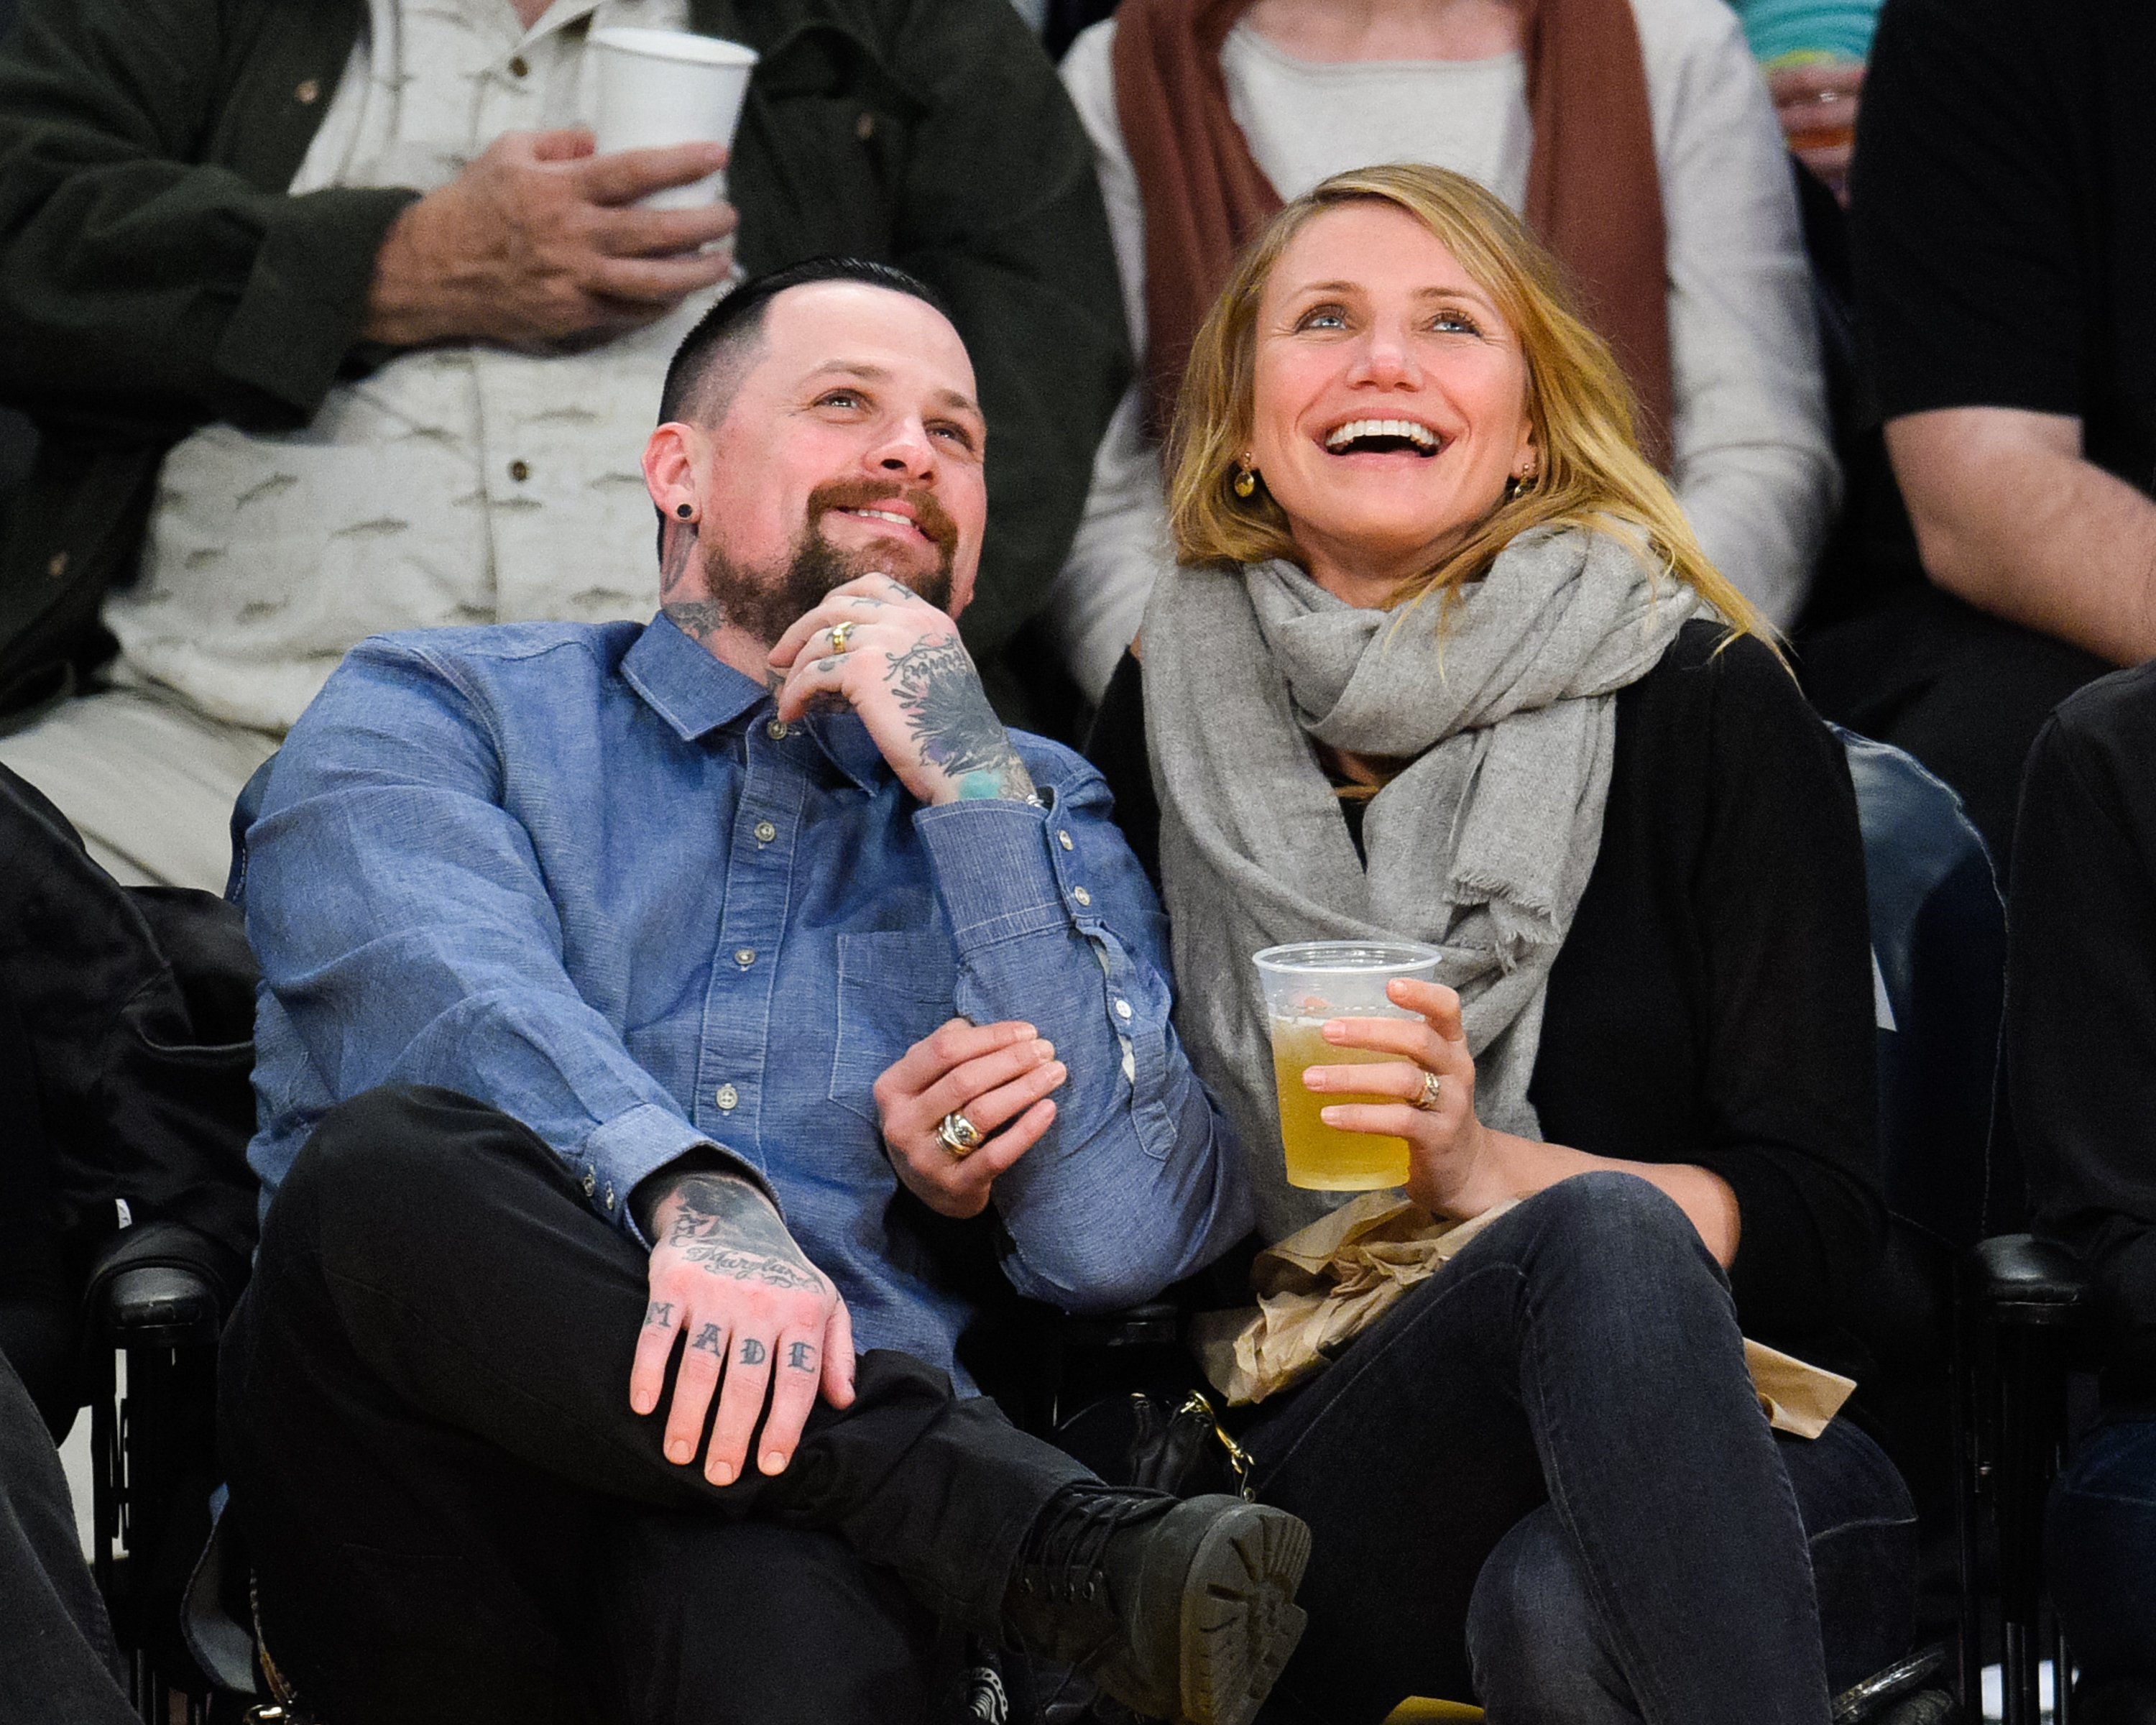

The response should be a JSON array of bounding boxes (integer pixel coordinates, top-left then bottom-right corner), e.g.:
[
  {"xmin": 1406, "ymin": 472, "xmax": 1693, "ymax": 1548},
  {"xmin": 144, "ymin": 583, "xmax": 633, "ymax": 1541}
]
[{"xmin": 807, "ymin": 478, "xmax": 961, "ymax": 561}]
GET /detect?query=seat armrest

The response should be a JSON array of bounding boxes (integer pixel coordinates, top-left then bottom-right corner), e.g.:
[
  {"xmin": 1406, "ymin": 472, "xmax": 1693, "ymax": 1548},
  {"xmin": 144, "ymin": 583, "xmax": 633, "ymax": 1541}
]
[
  {"xmin": 1971, "ymin": 1233, "xmax": 2096, "ymax": 1328},
  {"xmin": 102, "ymin": 1264, "xmax": 223, "ymax": 1348},
  {"xmin": 1058, "ymin": 1301, "xmax": 1181, "ymax": 1350},
  {"xmin": 85, "ymin": 1218, "xmax": 239, "ymax": 1348}
]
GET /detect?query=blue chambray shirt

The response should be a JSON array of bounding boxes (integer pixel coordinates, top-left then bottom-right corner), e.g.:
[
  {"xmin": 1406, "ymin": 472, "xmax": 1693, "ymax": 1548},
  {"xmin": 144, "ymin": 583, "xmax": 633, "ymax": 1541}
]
[{"xmin": 241, "ymin": 615, "xmax": 1251, "ymax": 1384}]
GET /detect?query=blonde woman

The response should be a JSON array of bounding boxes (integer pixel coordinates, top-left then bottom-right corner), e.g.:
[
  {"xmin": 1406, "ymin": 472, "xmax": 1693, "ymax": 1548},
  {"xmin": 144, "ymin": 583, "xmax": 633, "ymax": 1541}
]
[{"xmin": 1085, "ymin": 165, "xmax": 1913, "ymax": 1723}]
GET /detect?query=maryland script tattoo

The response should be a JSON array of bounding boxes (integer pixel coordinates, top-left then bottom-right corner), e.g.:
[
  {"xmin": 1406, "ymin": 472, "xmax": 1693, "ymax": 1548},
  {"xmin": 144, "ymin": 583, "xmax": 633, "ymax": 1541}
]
[
  {"xmin": 883, "ymin": 632, "xmax": 1035, "ymax": 801},
  {"xmin": 650, "ymin": 1173, "xmax": 828, "ymax": 1295}
]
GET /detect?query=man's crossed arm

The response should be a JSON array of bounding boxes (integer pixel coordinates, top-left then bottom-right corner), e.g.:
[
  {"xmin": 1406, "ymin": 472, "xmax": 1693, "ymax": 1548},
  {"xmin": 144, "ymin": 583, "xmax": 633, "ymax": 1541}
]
[{"xmin": 628, "ymin": 1166, "xmax": 855, "ymax": 1486}]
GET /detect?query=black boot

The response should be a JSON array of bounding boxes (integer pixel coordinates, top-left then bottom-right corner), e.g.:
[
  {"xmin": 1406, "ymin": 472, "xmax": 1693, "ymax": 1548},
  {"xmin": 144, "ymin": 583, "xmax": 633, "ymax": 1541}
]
[{"xmin": 1001, "ymin": 1484, "xmax": 1309, "ymax": 1725}]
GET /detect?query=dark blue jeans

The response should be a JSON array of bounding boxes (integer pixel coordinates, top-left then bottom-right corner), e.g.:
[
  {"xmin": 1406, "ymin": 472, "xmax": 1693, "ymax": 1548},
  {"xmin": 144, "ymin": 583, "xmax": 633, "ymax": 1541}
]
[
  {"xmin": 2050, "ymin": 1417, "xmax": 2156, "ymax": 1690},
  {"xmin": 1235, "ymin": 1172, "xmax": 1917, "ymax": 1725}
]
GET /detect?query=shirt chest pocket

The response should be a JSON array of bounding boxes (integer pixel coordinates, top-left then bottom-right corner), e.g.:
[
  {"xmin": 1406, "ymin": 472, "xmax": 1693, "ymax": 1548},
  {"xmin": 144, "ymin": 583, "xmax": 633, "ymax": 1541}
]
[{"xmin": 828, "ymin": 931, "xmax": 959, "ymax": 1125}]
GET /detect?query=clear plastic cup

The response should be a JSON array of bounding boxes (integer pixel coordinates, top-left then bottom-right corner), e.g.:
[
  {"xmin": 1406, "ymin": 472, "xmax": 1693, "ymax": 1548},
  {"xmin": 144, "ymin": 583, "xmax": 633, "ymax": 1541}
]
[
  {"xmin": 1253, "ymin": 940, "xmax": 1442, "ymax": 1191},
  {"xmin": 589, "ymin": 28, "xmax": 759, "ymax": 209}
]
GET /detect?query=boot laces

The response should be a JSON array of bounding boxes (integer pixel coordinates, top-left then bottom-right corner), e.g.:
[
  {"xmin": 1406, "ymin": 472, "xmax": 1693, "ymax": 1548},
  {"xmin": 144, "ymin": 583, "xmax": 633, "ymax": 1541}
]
[{"xmin": 1019, "ymin": 1484, "xmax": 1173, "ymax": 1606}]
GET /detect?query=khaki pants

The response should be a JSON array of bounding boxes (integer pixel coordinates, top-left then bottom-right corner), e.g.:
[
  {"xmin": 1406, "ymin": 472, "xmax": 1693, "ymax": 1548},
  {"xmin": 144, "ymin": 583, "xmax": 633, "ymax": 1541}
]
[{"xmin": 0, "ymin": 687, "xmax": 279, "ymax": 893}]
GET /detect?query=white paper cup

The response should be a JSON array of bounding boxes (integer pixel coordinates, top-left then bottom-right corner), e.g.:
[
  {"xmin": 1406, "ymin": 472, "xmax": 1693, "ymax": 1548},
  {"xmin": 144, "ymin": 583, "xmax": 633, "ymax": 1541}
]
[{"xmin": 589, "ymin": 28, "xmax": 758, "ymax": 209}]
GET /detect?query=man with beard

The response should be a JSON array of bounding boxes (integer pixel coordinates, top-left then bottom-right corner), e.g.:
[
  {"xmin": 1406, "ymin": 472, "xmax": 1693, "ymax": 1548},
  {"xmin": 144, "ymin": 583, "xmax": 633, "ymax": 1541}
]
[{"xmin": 215, "ymin": 259, "xmax": 1304, "ymax": 1725}]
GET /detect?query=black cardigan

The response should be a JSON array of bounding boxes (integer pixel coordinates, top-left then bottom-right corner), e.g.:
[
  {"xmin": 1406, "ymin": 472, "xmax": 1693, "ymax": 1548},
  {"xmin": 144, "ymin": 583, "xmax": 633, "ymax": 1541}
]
[{"xmin": 1087, "ymin": 620, "xmax": 1884, "ymax": 1355}]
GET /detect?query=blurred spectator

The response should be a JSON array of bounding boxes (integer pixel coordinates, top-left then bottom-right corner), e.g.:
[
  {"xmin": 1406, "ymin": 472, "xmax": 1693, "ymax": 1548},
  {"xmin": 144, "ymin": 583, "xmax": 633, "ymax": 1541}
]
[
  {"xmin": 1807, "ymin": 0, "xmax": 2148, "ymax": 876},
  {"xmin": 2005, "ymin": 664, "xmax": 2156, "ymax": 1722},
  {"xmin": 1728, "ymin": 0, "xmax": 1877, "ymax": 198},
  {"xmin": 0, "ymin": 0, "xmax": 1127, "ymax": 891},
  {"xmin": 1044, "ymin": 0, "xmax": 1835, "ymax": 703}
]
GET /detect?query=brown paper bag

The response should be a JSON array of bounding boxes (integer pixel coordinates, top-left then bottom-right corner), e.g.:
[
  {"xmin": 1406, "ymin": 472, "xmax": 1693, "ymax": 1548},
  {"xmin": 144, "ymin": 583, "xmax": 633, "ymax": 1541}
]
[{"xmin": 1192, "ymin": 1192, "xmax": 1856, "ymax": 1437}]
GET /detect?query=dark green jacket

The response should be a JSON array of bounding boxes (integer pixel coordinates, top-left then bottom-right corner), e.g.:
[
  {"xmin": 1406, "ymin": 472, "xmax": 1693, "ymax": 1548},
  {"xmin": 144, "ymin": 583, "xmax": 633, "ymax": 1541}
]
[{"xmin": 0, "ymin": 0, "xmax": 1130, "ymax": 723}]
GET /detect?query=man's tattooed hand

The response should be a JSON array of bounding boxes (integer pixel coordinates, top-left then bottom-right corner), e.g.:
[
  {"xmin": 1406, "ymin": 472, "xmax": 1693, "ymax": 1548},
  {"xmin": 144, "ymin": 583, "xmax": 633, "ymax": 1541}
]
[
  {"xmin": 883, "ymin": 633, "xmax": 1035, "ymax": 801},
  {"xmin": 629, "ymin": 1166, "xmax": 855, "ymax": 1486}
]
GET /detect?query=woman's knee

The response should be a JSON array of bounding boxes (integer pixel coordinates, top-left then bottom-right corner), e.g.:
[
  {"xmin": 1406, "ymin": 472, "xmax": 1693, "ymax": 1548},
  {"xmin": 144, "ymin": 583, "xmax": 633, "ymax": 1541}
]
[
  {"xmin": 1504, "ymin": 1172, "xmax": 1725, "ymax": 1307},
  {"xmin": 1466, "ymin": 1507, "xmax": 1635, "ymax": 1724}
]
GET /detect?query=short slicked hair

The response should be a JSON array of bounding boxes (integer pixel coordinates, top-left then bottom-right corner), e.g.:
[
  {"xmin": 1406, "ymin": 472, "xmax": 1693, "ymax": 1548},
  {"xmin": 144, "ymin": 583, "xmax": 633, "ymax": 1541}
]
[{"xmin": 655, "ymin": 256, "xmax": 953, "ymax": 430}]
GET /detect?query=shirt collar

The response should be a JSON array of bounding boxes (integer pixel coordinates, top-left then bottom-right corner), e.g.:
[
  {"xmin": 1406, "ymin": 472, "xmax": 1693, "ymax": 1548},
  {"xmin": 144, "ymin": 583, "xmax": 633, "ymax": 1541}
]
[{"xmin": 621, "ymin": 615, "xmax": 888, "ymax": 793}]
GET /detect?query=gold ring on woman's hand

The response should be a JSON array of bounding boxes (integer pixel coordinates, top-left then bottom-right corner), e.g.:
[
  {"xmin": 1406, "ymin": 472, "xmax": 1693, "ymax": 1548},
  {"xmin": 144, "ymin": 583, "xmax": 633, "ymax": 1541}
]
[
  {"xmin": 828, "ymin": 620, "xmax": 856, "ymax": 654},
  {"xmin": 1413, "ymin": 1070, "xmax": 1444, "ymax": 1111},
  {"xmin": 937, "ymin": 1110, "xmax": 984, "ymax": 1156}
]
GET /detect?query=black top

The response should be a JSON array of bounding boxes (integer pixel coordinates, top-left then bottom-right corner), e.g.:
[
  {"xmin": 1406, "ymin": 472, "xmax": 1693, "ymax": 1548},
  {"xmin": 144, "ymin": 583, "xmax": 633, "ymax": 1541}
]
[
  {"xmin": 1852, "ymin": 0, "xmax": 2156, "ymax": 494},
  {"xmin": 1087, "ymin": 620, "xmax": 1884, "ymax": 1353},
  {"xmin": 2009, "ymin": 662, "xmax": 2156, "ymax": 1409}
]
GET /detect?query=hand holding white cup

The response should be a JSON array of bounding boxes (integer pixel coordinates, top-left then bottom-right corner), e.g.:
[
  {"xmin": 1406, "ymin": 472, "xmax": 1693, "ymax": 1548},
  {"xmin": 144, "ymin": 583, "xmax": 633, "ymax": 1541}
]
[{"xmin": 589, "ymin": 28, "xmax": 759, "ymax": 210}]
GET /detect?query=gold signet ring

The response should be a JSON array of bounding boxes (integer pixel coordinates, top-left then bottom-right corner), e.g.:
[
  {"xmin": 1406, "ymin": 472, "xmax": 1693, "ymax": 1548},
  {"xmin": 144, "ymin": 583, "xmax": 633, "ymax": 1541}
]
[
  {"xmin": 828, "ymin": 620, "xmax": 856, "ymax": 654},
  {"xmin": 1414, "ymin": 1070, "xmax": 1444, "ymax": 1111}
]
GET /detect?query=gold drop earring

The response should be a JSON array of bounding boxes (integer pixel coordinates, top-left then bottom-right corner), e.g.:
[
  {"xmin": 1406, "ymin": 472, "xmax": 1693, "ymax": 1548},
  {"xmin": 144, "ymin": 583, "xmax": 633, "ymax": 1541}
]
[{"xmin": 1232, "ymin": 456, "xmax": 1258, "ymax": 500}]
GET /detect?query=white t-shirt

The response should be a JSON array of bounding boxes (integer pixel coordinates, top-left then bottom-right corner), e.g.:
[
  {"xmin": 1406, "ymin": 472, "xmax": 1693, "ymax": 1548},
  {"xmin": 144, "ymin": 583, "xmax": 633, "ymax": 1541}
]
[{"xmin": 1049, "ymin": 5, "xmax": 1836, "ymax": 699}]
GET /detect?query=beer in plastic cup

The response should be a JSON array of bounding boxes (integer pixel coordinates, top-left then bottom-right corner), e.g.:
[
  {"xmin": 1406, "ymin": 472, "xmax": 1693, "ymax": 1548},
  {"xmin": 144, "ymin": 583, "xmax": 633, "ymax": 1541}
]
[
  {"xmin": 1253, "ymin": 941, "xmax": 1444, "ymax": 1191},
  {"xmin": 589, "ymin": 28, "xmax": 758, "ymax": 209}
]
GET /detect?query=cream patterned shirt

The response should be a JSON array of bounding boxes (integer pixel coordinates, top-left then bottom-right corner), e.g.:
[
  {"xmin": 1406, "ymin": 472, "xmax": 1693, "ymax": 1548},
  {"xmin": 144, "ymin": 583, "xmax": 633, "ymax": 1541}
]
[{"xmin": 109, "ymin": 0, "xmax": 726, "ymax": 734}]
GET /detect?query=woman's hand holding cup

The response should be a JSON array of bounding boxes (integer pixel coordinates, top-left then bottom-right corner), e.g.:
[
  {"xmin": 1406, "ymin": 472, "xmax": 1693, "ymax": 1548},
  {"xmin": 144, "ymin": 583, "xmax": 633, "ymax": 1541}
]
[{"xmin": 1303, "ymin": 978, "xmax": 1512, "ymax": 1220}]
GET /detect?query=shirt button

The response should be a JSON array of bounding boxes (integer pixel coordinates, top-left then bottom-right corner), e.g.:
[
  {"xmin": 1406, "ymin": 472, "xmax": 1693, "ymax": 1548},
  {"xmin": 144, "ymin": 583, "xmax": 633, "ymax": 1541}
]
[
  {"xmin": 765, "ymin": 719, "xmax": 789, "ymax": 741},
  {"xmin": 603, "ymin": 1185, "xmax": 617, "ymax": 1211},
  {"xmin": 581, "ymin": 1168, "xmax": 596, "ymax": 1196},
  {"xmin": 754, "ymin": 820, "xmax": 778, "ymax": 845},
  {"xmin": 508, "ymin": 459, "xmax": 531, "ymax": 482},
  {"xmin": 1115, "ymin": 998, "xmax": 1133, "ymax": 1021},
  {"xmin": 715, "ymin": 1083, "xmax": 740, "ymax": 1112},
  {"xmin": 1072, "ymin": 886, "xmax": 1092, "ymax": 907},
  {"xmin": 734, "ymin": 947, "xmax": 757, "ymax": 968},
  {"xmin": 1057, "ymin": 829, "xmax": 1074, "ymax": 851},
  {"xmin": 294, "ymin": 78, "xmax": 321, "ymax": 104},
  {"xmin": 509, "ymin": 54, "xmax": 530, "ymax": 76}
]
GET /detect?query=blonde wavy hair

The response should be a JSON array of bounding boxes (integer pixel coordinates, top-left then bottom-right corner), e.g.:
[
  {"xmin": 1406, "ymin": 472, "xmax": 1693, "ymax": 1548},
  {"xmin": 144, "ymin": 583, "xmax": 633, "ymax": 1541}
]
[{"xmin": 1166, "ymin": 163, "xmax": 1769, "ymax": 643}]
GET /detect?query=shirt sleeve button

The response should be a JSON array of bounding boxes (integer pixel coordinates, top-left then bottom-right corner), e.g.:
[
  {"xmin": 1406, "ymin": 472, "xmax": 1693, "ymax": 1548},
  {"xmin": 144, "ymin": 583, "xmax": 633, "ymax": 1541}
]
[
  {"xmin": 581, "ymin": 1168, "xmax": 597, "ymax": 1196},
  {"xmin": 1115, "ymin": 998, "xmax": 1133, "ymax": 1020},
  {"xmin": 1072, "ymin": 886, "xmax": 1092, "ymax": 907}
]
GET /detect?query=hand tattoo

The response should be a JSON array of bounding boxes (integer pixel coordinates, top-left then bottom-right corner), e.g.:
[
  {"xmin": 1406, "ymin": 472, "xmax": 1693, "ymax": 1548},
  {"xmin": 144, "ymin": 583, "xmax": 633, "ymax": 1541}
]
[
  {"xmin": 883, "ymin": 633, "xmax": 1035, "ymax": 801},
  {"xmin": 691, "ymin": 1322, "xmax": 724, "ymax": 1355},
  {"xmin": 655, "ymin": 1174, "xmax": 828, "ymax": 1293},
  {"xmin": 786, "ymin": 1340, "xmax": 817, "ymax": 1373},
  {"xmin": 643, "ymin": 1301, "xmax": 675, "ymax": 1329},
  {"xmin": 737, "ymin": 1338, "xmax": 767, "ymax": 1366}
]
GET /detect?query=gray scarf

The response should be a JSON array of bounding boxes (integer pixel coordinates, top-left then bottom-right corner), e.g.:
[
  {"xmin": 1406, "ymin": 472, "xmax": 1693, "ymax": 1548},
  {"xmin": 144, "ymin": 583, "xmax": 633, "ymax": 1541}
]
[{"xmin": 1142, "ymin": 525, "xmax": 1702, "ymax": 1241}]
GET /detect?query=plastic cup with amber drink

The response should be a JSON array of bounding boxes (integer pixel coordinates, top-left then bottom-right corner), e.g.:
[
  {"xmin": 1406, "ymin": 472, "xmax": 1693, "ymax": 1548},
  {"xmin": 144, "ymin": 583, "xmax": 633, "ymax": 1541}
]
[{"xmin": 1253, "ymin": 941, "xmax": 1444, "ymax": 1192}]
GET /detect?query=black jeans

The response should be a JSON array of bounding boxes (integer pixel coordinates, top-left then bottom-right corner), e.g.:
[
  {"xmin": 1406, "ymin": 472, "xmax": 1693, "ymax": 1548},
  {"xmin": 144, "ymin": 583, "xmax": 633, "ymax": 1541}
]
[
  {"xmin": 218, "ymin": 1087, "xmax": 1092, "ymax": 1725},
  {"xmin": 0, "ymin": 1344, "xmax": 134, "ymax": 1725},
  {"xmin": 1237, "ymin": 1174, "xmax": 1917, "ymax": 1725}
]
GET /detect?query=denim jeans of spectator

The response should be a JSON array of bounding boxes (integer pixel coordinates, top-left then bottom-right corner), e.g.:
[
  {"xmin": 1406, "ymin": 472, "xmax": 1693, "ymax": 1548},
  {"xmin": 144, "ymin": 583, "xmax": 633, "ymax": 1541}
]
[
  {"xmin": 1235, "ymin": 1174, "xmax": 1917, "ymax": 1725},
  {"xmin": 218, "ymin": 1086, "xmax": 1094, "ymax": 1725},
  {"xmin": 2050, "ymin": 1417, "xmax": 2156, "ymax": 1696}
]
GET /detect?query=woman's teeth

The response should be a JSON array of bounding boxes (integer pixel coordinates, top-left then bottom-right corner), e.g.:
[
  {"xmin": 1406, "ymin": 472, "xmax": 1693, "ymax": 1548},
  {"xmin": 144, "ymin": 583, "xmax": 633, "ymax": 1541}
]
[{"xmin": 1324, "ymin": 418, "xmax": 1441, "ymax": 454}]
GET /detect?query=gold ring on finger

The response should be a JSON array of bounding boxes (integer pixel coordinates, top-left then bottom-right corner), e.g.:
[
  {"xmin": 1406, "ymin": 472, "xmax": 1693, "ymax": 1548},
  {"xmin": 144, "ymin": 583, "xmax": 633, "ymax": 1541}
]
[
  {"xmin": 827, "ymin": 620, "xmax": 855, "ymax": 655},
  {"xmin": 1413, "ymin": 1070, "xmax": 1443, "ymax": 1111},
  {"xmin": 937, "ymin": 1110, "xmax": 984, "ymax": 1157}
]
